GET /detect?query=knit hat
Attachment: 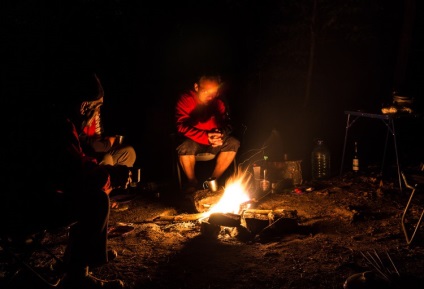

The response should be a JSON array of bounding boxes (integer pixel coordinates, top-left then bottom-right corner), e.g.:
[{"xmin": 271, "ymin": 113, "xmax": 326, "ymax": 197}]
[{"xmin": 65, "ymin": 73, "xmax": 104, "ymax": 104}]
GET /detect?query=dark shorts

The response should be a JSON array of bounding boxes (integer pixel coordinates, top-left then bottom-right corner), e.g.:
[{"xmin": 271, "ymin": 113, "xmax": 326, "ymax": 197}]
[{"xmin": 176, "ymin": 136, "xmax": 240, "ymax": 156}]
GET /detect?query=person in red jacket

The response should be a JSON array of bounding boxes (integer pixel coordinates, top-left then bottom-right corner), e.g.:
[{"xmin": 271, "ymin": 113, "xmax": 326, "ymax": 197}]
[
  {"xmin": 75, "ymin": 74, "xmax": 136, "ymax": 211},
  {"xmin": 78, "ymin": 74, "xmax": 136, "ymax": 168},
  {"xmin": 175, "ymin": 73, "xmax": 240, "ymax": 193},
  {"xmin": 3, "ymin": 72, "xmax": 131, "ymax": 289}
]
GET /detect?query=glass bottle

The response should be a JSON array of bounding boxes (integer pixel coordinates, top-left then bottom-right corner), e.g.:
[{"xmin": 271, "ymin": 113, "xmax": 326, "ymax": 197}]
[
  {"xmin": 311, "ymin": 139, "xmax": 331, "ymax": 180},
  {"xmin": 352, "ymin": 141, "xmax": 359, "ymax": 173}
]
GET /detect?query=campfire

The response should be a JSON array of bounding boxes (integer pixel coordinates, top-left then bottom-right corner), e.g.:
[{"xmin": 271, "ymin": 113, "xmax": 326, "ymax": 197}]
[
  {"xmin": 194, "ymin": 170, "xmax": 299, "ymax": 240},
  {"xmin": 150, "ymin": 168, "xmax": 299, "ymax": 241},
  {"xmin": 200, "ymin": 173, "xmax": 252, "ymax": 218}
]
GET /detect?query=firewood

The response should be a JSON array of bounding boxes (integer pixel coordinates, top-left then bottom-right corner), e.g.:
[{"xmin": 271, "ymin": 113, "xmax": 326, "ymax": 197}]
[
  {"xmin": 151, "ymin": 213, "xmax": 205, "ymax": 222},
  {"xmin": 243, "ymin": 209, "xmax": 297, "ymax": 218},
  {"xmin": 193, "ymin": 189, "xmax": 224, "ymax": 213},
  {"xmin": 208, "ymin": 212, "xmax": 241, "ymax": 227},
  {"xmin": 230, "ymin": 225, "xmax": 255, "ymax": 242},
  {"xmin": 200, "ymin": 221, "xmax": 221, "ymax": 238},
  {"xmin": 243, "ymin": 209, "xmax": 277, "ymax": 214},
  {"xmin": 258, "ymin": 217, "xmax": 299, "ymax": 240},
  {"xmin": 244, "ymin": 217, "xmax": 270, "ymax": 235}
]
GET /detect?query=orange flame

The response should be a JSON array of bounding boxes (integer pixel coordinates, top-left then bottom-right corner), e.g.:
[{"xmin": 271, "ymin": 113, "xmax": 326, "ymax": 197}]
[{"xmin": 201, "ymin": 170, "xmax": 252, "ymax": 218}]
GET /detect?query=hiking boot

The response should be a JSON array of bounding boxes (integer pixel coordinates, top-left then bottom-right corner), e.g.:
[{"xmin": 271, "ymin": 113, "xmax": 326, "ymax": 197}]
[{"xmin": 61, "ymin": 272, "xmax": 125, "ymax": 289}]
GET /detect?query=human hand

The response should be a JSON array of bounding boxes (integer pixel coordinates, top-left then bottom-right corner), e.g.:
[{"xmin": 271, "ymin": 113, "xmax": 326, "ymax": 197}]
[{"xmin": 208, "ymin": 129, "xmax": 223, "ymax": 147}]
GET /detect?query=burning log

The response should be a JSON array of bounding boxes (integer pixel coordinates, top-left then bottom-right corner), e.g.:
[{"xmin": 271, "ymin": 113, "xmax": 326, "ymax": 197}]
[
  {"xmin": 242, "ymin": 209, "xmax": 297, "ymax": 226},
  {"xmin": 244, "ymin": 217, "xmax": 269, "ymax": 235},
  {"xmin": 151, "ymin": 213, "xmax": 204, "ymax": 222},
  {"xmin": 200, "ymin": 221, "xmax": 221, "ymax": 238},
  {"xmin": 208, "ymin": 212, "xmax": 241, "ymax": 227},
  {"xmin": 240, "ymin": 208, "xmax": 299, "ymax": 238},
  {"xmin": 192, "ymin": 189, "xmax": 224, "ymax": 213},
  {"xmin": 230, "ymin": 225, "xmax": 255, "ymax": 242},
  {"xmin": 243, "ymin": 209, "xmax": 297, "ymax": 217}
]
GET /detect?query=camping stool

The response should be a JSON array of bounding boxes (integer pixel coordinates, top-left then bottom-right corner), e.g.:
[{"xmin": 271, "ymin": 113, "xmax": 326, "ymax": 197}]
[
  {"xmin": 175, "ymin": 152, "xmax": 237, "ymax": 191},
  {"xmin": 401, "ymin": 171, "xmax": 424, "ymax": 246},
  {"xmin": 170, "ymin": 133, "xmax": 238, "ymax": 192}
]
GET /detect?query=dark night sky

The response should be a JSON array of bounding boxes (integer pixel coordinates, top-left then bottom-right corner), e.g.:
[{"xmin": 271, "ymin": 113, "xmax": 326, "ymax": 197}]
[{"xmin": 3, "ymin": 0, "xmax": 423, "ymax": 182}]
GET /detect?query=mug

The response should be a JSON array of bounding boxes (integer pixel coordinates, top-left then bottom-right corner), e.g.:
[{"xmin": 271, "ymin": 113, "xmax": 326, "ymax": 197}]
[
  {"xmin": 203, "ymin": 177, "xmax": 218, "ymax": 192},
  {"xmin": 115, "ymin": 135, "xmax": 124, "ymax": 145},
  {"xmin": 253, "ymin": 165, "xmax": 261, "ymax": 180}
]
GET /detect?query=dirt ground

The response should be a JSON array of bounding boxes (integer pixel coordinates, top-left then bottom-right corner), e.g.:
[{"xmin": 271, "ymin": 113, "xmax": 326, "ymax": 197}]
[{"xmin": 1, "ymin": 168, "xmax": 424, "ymax": 289}]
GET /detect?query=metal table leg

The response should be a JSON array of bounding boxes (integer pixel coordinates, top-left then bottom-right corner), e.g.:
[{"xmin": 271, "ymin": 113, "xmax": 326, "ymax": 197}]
[
  {"xmin": 339, "ymin": 113, "xmax": 359, "ymax": 176},
  {"xmin": 340, "ymin": 111, "xmax": 402, "ymax": 191},
  {"xmin": 380, "ymin": 118, "xmax": 402, "ymax": 191},
  {"xmin": 401, "ymin": 172, "xmax": 423, "ymax": 245}
]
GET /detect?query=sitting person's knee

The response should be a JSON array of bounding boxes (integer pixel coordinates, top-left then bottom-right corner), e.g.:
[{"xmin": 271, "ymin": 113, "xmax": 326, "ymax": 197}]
[
  {"xmin": 100, "ymin": 153, "xmax": 114, "ymax": 165},
  {"xmin": 222, "ymin": 136, "xmax": 240, "ymax": 151}
]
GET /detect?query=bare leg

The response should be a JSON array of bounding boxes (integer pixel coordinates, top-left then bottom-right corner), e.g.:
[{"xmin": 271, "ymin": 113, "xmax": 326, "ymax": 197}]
[
  {"xmin": 179, "ymin": 155, "xmax": 197, "ymax": 184},
  {"xmin": 211, "ymin": 151, "xmax": 236, "ymax": 180}
]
